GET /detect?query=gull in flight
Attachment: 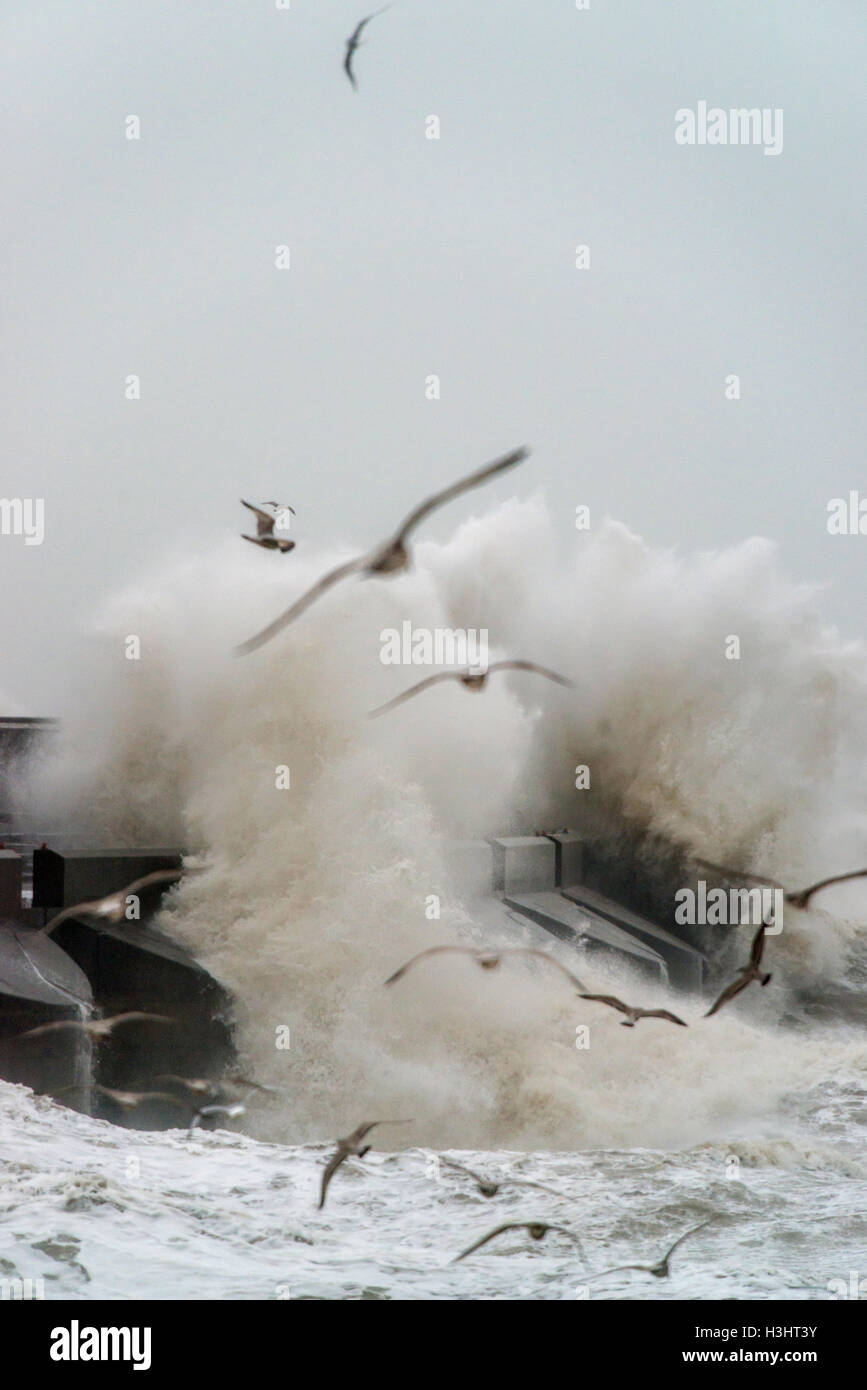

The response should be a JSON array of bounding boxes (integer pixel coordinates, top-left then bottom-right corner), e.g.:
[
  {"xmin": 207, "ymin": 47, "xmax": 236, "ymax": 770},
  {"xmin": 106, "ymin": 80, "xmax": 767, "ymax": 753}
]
[
  {"xmin": 236, "ymin": 447, "xmax": 529, "ymax": 654},
  {"xmin": 240, "ymin": 500, "xmax": 296, "ymax": 553},
  {"xmin": 158, "ymin": 1071, "xmax": 283, "ymax": 1100},
  {"xmin": 437, "ymin": 1156, "xmax": 567, "ymax": 1201},
  {"xmin": 90, "ymin": 1085, "xmax": 188, "ymax": 1113},
  {"xmin": 453, "ymin": 1221, "xmax": 583, "ymax": 1263},
  {"xmin": 16, "ymin": 1012, "xmax": 174, "ymax": 1042},
  {"xmin": 577, "ymin": 993, "xmax": 688, "ymax": 1028},
  {"xmin": 188, "ymin": 1103, "xmax": 246, "ymax": 1137},
  {"xmin": 38, "ymin": 869, "xmax": 184, "ymax": 937},
  {"xmin": 344, "ymin": 6, "xmax": 393, "ymax": 90},
  {"xmin": 369, "ymin": 660, "xmax": 574, "ymax": 718},
  {"xmin": 696, "ymin": 857, "xmax": 867, "ymax": 910},
  {"xmin": 319, "ymin": 1119, "xmax": 412, "ymax": 1209},
  {"xmin": 587, "ymin": 1217, "xmax": 720, "ymax": 1281},
  {"xmin": 385, "ymin": 944, "xmax": 587, "ymax": 990},
  {"xmin": 704, "ymin": 924, "xmax": 771, "ymax": 1018}
]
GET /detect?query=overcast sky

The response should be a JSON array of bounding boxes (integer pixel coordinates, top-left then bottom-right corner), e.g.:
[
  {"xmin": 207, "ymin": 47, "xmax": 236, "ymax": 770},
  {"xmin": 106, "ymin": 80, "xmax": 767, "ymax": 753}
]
[{"xmin": 1, "ymin": 0, "xmax": 865, "ymax": 712}]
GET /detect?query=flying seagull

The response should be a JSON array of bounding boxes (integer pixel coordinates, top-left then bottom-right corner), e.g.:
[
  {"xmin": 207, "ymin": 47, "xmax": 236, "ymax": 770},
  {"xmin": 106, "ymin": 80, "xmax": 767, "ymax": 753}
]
[
  {"xmin": 90, "ymin": 1085, "xmax": 188, "ymax": 1113},
  {"xmin": 437, "ymin": 1156, "xmax": 567, "ymax": 1201},
  {"xmin": 587, "ymin": 1217, "xmax": 719, "ymax": 1280},
  {"xmin": 344, "ymin": 6, "xmax": 392, "ymax": 90},
  {"xmin": 385, "ymin": 945, "xmax": 587, "ymax": 990},
  {"xmin": 369, "ymin": 660, "xmax": 574, "ymax": 718},
  {"xmin": 38, "ymin": 869, "xmax": 184, "ymax": 937},
  {"xmin": 241, "ymin": 499, "xmax": 296, "ymax": 553},
  {"xmin": 17, "ymin": 1012, "xmax": 174, "ymax": 1042},
  {"xmin": 158, "ymin": 1071, "xmax": 283, "ymax": 1099},
  {"xmin": 704, "ymin": 923, "xmax": 771, "ymax": 1018},
  {"xmin": 188, "ymin": 1103, "xmax": 246, "ymax": 1137},
  {"xmin": 696, "ymin": 857, "xmax": 867, "ymax": 911},
  {"xmin": 319, "ymin": 1119, "xmax": 412, "ymax": 1209},
  {"xmin": 453, "ymin": 1221, "xmax": 582, "ymax": 1264},
  {"xmin": 576, "ymin": 993, "xmax": 688, "ymax": 1028},
  {"xmin": 236, "ymin": 446, "xmax": 529, "ymax": 654},
  {"xmin": 156, "ymin": 1074, "xmax": 223, "ymax": 1099}
]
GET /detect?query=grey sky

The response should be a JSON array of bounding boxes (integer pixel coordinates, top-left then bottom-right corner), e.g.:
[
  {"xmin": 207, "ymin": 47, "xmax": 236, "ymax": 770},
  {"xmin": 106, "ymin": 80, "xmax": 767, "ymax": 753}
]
[{"xmin": 1, "ymin": 0, "xmax": 865, "ymax": 711}]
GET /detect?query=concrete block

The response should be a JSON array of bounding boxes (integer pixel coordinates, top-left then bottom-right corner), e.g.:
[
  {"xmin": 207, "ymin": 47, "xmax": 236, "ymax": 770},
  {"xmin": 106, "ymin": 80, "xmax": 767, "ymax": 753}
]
[{"xmin": 487, "ymin": 837, "xmax": 556, "ymax": 894}]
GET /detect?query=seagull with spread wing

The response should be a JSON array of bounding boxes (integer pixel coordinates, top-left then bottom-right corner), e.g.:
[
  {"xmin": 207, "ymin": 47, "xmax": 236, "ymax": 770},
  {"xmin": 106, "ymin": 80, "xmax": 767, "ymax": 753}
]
[
  {"xmin": 369, "ymin": 660, "xmax": 573, "ymax": 717},
  {"xmin": 236, "ymin": 447, "xmax": 529, "ymax": 654},
  {"xmin": 384, "ymin": 944, "xmax": 587, "ymax": 990},
  {"xmin": 576, "ymin": 993, "xmax": 688, "ymax": 1028},
  {"xmin": 704, "ymin": 923, "xmax": 771, "ymax": 1018},
  {"xmin": 437, "ymin": 1156, "xmax": 567, "ymax": 1201},
  {"xmin": 344, "ymin": 6, "xmax": 393, "ymax": 90},
  {"xmin": 587, "ymin": 1218, "xmax": 720, "ymax": 1280},
  {"xmin": 38, "ymin": 869, "xmax": 184, "ymax": 937},
  {"xmin": 453, "ymin": 1221, "xmax": 582, "ymax": 1263},
  {"xmin": 240, "ymin": 500, "xmax": 296, "ymax": 553},
  {"xmin": 318, "ymin": 1119, "xmax": 412, "ymax": 1209},
  {"xmin": 16, "ymin": 1012, "xmax": 174, "ymax": 1042}
]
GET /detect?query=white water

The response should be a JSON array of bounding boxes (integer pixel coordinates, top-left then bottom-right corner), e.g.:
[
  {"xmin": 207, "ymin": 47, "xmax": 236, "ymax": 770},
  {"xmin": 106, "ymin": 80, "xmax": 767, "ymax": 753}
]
[{"xmin": 5, "ymin": 496, "xmax": 866, "ymax": 1296}]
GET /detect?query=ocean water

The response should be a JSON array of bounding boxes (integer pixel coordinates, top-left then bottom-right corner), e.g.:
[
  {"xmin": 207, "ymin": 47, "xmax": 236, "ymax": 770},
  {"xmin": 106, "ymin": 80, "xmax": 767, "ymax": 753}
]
[{"xmin": 4, "ymin": 497, "xmax": 866, "ymax": 1298}]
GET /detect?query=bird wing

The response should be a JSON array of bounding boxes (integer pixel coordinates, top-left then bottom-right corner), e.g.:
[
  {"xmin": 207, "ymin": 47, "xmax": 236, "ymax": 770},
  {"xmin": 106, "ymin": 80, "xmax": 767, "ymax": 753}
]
[
  {"xmin": 17, "ymin": 1020, "xmax": 83, "ymax": 1040},
  {"xmin": 384, "ymin": 945, "xmax": 481, "ymax": 985},
  {"xmin": 514, "ymin": 1178, "xmax": 570, "ymax": 1199},
  {"xmin": 39, "ymin": 898, "xmax": 106, "ymax": 936},
  {"xmin": 749, "ymin": 923, "xmax": 767, "ymax": 969},
  {"xmin": 661, "ymin": 1217, "xmax": 719, "ymax": 1265},
  {"xmin": 235, "ymin": 557, "xmax": 363, "ymax": 654},
  {"xmin": 788, "ymin": 867, "xmax": 867, "ymax": 907},
  {"xmin": 347, "ymin": 1118, "xmax": 411, "ymax": 1144},
  {"xmin": 124, "ymin": 868, "xmax": 184, "ymax": 898},
  {"xmin": 637, "ymin": 1009, "xmax": 688, "ymax": 1027},
  {"xmin": 368, "ymin": 670, "xmax": 460, "ymax": 718},
  {"xmin": 578, "ymin": 993, "xmax": 629, "ymax": 1017},
  {"xmin": 704, "ymin": 973, "xmax": 752, "ymax": 1018},
  {"xmin": 390, "ymin": 448, "xmax": 529, "ymax": 546},
  {"xmin": 489, "ymin": 660, "xmax": 574, "ymax": 688},
  {"xmin": 319, "ymin": 1147, "xmax": 348, "ymax": 1208},
  {"xmin": 343, "ymin": 47, "xmax": 358, "ymax": 88},
  {"xmin": 108, "ymin": 1012, "xmax": 175, "ymax": 1029},
  {"xmin": 241, "ymin": 499, "xmax": 275, "ymax": 536},
  {"xmin": 452, "ymin": 1224, "xmax": 521, "ymax": 1262},
  {"xmin": 440, "ymin": 1156, "xmax": 487, "ymax": 1184}
]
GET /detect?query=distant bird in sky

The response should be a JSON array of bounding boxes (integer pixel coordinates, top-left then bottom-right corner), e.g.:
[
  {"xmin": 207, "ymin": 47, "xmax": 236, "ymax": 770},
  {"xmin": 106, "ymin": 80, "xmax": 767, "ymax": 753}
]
[
  {"xmin": 577, "ymin": 993, "xmax": 688, "ymax": 1028},
  {"xmin": 696, "ymin": 857, "xmax": 867, "ymax": 910},
  {"xmin": 240, "ymin": 499, "xmax": 296, "ymax": 553},
  {"xmin": 344, "ymin": 6, "xmax": 393, "ymax": 90},
  {"xmin": 319, "ymin": 1119, "xmax": 412, "ymax": 1209},
  {"xmin": 188, "ymin": 1102, "xmax": 246, "ymax": 1137},
  {"xmin": 704, "ymin": 924, "xmax": 771, "ymax": 1018},
  {"xmin": 436, "ymin": 1156, "xmax": 567, "ymax": 1201},
  {"xmin": 587, "ymin": 1218, "xmax": 719, "ymax": 1280},
  {"xmin": 38, "ymin": 869, "xmax": 184, "ymax": 937},
  {"xmin": 236, "ymin": 447, "xmax": 529, "ymax": 654},
  {"xmin": 453, "ymin": 1221, "xmax": 582, "ymax": 1263},
  {"xmin": 384, "ymin": 944, "xmax": 587, "ymax": 990},
  {"xmin": 17, "ymin": 1012, "xmax": 174, "ymax": 1042},
  {"xmin": 369, "ymin": 660, "xmax": 574, "ymax": 718}
]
